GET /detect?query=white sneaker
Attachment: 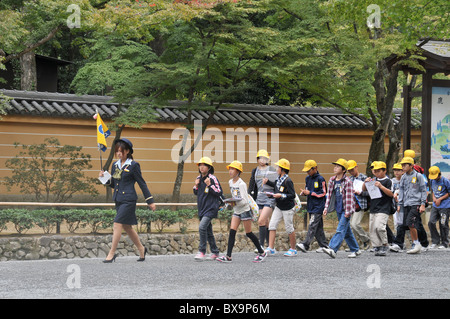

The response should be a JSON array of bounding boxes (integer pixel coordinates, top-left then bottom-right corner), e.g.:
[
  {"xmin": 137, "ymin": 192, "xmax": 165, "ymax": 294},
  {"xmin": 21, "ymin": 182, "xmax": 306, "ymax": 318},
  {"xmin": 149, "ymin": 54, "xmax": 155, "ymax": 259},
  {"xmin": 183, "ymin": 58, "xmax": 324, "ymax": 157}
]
[
  {"xmin": 296, "ymin": 243, "xmax": 307, "ymax": 253},
  {"xmin": 389, "ymin": 244, "xmax": 401, "ymax": 252},
  {"xmin": 264, "ymin": 247, "xmax": 276, "ymax": 255},
  {"xmin": 316, "ymin": 247, "xmax": 325, "ymax": 253},
  {"xmin": 348, "ymin": 250, "xmax": 362, "ymax": 258},
  {"xmin": 284, "ymin": 249, "xmax": 298, "ymax": 257},
  {"xmin": 323, "ymin": 247, "xmax": 336, "ymax": 259},
  {"xmin": 407, "ymin": 243, "xmax": 422, "ymax": 254},
  {"xmin": 438, "ymin": 245, "xmax": 447, "ymax": 249},
  {"xmin": 429, "ymin": 244, "xmax": 437, "ymax": 249}
]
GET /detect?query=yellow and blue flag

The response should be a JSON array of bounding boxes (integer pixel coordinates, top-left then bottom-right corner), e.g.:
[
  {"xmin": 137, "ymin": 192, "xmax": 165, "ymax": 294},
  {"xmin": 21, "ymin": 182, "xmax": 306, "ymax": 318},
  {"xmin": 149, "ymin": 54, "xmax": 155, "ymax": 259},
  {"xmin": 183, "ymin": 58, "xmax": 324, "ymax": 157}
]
[{"xmin": 96, "ymin": 113, "xmax": 111, "ymax": 152}]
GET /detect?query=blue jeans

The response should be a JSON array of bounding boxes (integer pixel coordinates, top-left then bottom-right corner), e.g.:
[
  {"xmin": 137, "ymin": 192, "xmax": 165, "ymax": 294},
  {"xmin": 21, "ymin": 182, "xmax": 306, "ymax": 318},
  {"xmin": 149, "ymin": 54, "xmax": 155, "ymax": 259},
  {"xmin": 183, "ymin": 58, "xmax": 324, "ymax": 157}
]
[
  {"xmin": 198, "ymin": 216, "xmax": 219, "ymax": 254},
  {"xmin": 329, "ymin": 212, "xmax": 360, "ymax": 253}
]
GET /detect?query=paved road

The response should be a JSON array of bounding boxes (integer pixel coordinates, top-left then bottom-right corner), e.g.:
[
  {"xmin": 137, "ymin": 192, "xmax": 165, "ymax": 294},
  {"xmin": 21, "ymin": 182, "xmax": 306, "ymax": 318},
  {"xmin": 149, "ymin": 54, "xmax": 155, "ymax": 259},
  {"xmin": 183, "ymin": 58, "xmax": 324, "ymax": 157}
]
[{"xmin": 1, "ymin": 248, "xmax": 450, "ymax": 302}]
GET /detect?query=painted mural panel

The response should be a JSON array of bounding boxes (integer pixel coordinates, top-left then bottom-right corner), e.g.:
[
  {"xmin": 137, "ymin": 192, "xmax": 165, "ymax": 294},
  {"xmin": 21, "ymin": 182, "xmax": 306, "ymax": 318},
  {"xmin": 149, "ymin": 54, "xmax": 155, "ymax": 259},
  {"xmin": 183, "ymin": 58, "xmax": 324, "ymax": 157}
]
[{"xmin": 431, "ymin": 86, "xmax": 450, "ymax": 179}]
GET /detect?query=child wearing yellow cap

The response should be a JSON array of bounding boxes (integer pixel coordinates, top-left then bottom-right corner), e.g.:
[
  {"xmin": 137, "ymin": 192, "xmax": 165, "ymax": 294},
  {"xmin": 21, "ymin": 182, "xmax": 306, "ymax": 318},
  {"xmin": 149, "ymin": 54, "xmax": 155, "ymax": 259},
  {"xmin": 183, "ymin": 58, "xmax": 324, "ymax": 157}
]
[
  {"xmin": 322, "ymin": 159, "xmax": 361, "ymax": 258},
  {"xmin": 248, "ymin": 149, "xmax": 277, "ymax": 250},
  {"xmin": 427, "ymin": 166, "xmax": 450, "ymax": 249},
  {"xmin": 262, "ymin": 159, "xmax": 298, "ymax": 257},
  {"xmin": 397, "ymin": 156, "xmax": 428, "ymax": 254},
  {"xmin": 347, "ymin": 160, "xmax": 371, "ymax": 250},
  {"xmin": 296, "ymin": 160, "xmax": 328, "ymax": 253},
  {"xmin": 216, "ymin": 161, "xmax": 267, "ymax": 263},
  {"xmin": 193, "ymin": 157, "xmax": 223, "ymax": 261},
  {"xmin": 362, "ymin": 161, "xmax": 393, "ymax": 256}
]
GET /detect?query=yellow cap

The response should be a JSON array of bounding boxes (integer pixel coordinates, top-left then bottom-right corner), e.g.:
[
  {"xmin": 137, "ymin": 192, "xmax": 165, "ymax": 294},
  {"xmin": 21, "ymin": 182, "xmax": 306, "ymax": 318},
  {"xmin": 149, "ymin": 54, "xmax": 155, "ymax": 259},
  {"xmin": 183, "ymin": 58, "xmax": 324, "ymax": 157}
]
[
  {"xmin": 372, "ymin": 161, "xmax": 386, "ymax": 170},
  {"xmin": 302, "ymin": 160, "xmax": 317, "ymax": 172},
  {"xmin": 256, "ymin": 149, "xmax": 270, "ymax": 159},
  {"xmin": 197, "ymin": 157, "xmax": 214, "ymax": 167},
  {"xmin": 332, "ymin": 158, "xmax": 348, "ymax": 170},
  {"xmin": 428, "ymin": 166, "xmax": 440, "ymax": 180},
  {"xmin": 393, "ymin": 163, "xmax": 402, "ymax": 170},
  {"xmin": 399, "ymin": 157, "xmax": 414, "ymax": 165},
  {"xmin": 347, "ymin": 160, "xmax": 357, "ymax": 170},
  {"xmin": 275, "ymin": 158, "xmax": 290, "ymax": 170},
  {"xmin": 404, "ymin": 149, "xmax": 416, "ymax": 158},
  {"xmin": 226, "ymin": 160, "xmax": 243, "ymax": 172}
]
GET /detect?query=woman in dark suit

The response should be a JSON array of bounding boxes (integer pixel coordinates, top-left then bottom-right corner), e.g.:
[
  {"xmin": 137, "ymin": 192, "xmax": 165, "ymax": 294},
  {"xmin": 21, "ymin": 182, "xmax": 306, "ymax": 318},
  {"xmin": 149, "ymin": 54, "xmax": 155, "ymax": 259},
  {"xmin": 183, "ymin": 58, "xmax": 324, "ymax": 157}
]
[{"xmin": 99, "ymin": 138, "xmax": 156, "ymax": 262}]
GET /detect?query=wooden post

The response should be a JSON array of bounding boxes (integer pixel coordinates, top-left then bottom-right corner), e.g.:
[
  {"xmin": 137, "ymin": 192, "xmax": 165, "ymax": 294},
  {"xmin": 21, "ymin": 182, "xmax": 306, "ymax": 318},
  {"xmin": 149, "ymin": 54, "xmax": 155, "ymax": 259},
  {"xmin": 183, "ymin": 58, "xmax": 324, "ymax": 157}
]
[
  {"xmin": 402, "ymin": 84, "xmax": 412, "ymax": 151},
  {"xmin": 421, "ymin": 71, "xmax": 433, "ymax": 174}
]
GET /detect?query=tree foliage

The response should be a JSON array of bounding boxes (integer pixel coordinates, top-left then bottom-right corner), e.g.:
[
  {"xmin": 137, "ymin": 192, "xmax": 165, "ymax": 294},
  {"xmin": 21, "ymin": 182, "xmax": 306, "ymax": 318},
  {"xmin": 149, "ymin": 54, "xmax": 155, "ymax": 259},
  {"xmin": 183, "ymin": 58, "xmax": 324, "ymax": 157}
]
[{"xmin": 3, "ymin": 137, "xmax": 99, "ymax": 202}]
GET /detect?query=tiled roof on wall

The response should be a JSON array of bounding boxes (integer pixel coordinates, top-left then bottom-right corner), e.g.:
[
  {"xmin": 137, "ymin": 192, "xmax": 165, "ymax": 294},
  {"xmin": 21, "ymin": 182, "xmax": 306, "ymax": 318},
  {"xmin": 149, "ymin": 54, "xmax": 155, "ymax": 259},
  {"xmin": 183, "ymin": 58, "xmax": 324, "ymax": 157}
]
[{"xmin": 1, "ymin": 89, "xmax": 421, "ymax": 129}]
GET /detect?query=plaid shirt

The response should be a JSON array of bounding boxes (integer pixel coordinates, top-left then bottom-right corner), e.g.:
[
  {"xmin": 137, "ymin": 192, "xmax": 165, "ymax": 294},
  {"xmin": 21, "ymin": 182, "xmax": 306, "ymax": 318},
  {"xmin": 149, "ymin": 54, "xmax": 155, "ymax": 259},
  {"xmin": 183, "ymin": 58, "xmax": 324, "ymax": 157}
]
[
  {"xmin": 349, "ymin": 173, "xmax": 369, "ymax": 210},
  {"xmin": 324, "ymin": 175, "xmax": 355, "ymax": 216}
]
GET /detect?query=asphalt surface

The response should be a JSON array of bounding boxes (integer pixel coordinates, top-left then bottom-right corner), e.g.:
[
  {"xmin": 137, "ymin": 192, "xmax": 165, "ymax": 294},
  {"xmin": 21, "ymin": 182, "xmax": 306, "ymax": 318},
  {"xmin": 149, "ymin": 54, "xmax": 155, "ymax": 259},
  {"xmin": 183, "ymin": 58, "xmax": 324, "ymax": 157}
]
[{"xmin": 1, "ymin": 247, "xmax": 450, "ymax": 303}]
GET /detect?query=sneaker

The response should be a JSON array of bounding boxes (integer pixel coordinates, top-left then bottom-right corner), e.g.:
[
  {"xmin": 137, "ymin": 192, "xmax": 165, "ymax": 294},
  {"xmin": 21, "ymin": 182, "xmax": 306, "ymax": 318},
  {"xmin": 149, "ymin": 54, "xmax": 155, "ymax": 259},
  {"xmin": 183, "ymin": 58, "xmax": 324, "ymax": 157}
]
[
  {"xmin": 253, "ymin": 252, "xmax": 267, "ymax": 263},
  {"xmin": 407, "ymin": 243, "xmax": 422, "ymax": 254},
  {"xmin": 296, "ymin": 243, "xmax": 307, "ymax": 253},
  {"xmin": 348, "ymin": 250, "xmax": 362, "ymax": 258},
  {"xmin": 389, "ymin": 244, "xmax": 401, "ymax": 253},
  {"xmin": 421, "ymin": 245, "xmax": 429, "ymax": 252},
  {"xmin": 254, "ymin": 246, "xmax": 265, "ymax": 254},
  {"xmin": 194, "ymin": 252, "xmax": 206, "ymax": 261},
  {"xmin": 362, "ymin": 241, "xmax": 370, "ymax": 250},
  {"xmin": 206, "ymin": 253, "xmax": 219, "ymax": 261},
  {"xmin": 429, "ymin": 244, "xmax": 437, "ymax": 249},
  {"xmin": 316, "ymin": 247, "xmax": 325, "ymax": 253},
  {"xmin": 323, "ymin": 247, "xmax": 336, "ymax": 259},
  {"xmin": 376, "ymin": 246, "xmax": 387, "ymax": 256},
  {"xmin": 264, "ymin": 247, "xmax": 276, "ymax": 255},
  {"xmin": 284, "ymin": 249, "xmax": 298, "ymax": 257},
  {"xmin": 216, "ymin": 255, "xmax": 232, "ymax": 263},
  {"xmin": 438, "ymin": 245, "xmax": 447, "ymax": 249}
]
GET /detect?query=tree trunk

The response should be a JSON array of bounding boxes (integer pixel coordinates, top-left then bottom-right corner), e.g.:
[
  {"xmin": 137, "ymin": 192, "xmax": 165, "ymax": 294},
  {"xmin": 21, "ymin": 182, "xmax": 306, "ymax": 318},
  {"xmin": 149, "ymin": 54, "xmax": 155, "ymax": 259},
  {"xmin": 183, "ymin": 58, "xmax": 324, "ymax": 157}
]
[
  {"xmin": 20, "ymin": 51, "xmax": 37, "ymax": 91},
  {"xmin": 366, "ymin": 59, "xmax": 400, "ymax": 176},
  {"xmin": 171, "ymin": 106, "xmax": 219, "ymax": 205}
]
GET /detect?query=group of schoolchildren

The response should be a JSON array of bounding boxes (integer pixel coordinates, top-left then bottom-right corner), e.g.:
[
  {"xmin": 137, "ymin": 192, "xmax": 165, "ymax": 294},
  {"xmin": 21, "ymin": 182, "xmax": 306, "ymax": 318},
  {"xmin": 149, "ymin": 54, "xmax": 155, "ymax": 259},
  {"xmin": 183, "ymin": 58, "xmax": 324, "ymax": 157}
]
[{"xmin": 192, "ymin": 149, "xmax": 450, "ymax": 263}]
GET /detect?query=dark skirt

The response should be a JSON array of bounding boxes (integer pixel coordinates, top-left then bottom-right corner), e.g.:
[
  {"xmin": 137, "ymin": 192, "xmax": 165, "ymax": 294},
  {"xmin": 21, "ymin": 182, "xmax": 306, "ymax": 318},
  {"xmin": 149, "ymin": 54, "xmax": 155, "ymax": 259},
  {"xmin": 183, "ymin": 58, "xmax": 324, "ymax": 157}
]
[{"xmin": 114, "ymin": 201, "xmax": 137, "ymax": 225}]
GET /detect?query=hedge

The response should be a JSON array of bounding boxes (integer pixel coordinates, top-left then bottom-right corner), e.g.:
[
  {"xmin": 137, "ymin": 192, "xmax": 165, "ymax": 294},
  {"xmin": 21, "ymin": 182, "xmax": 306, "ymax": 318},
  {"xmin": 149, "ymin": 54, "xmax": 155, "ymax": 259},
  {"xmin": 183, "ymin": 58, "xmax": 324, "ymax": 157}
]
[
  {"xmin": 0, "ymin": 207, "xmax": 311, "ymax": 235},
  {"xmin": 0, "ymin": 208, "xmax": 200, "ymax": 235}
]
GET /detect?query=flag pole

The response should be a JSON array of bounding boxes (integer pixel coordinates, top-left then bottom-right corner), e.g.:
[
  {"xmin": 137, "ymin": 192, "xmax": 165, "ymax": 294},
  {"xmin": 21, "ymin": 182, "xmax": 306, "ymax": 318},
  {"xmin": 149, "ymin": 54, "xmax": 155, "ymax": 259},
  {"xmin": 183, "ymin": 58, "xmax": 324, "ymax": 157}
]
[{"xmin": 99, "ymin": 144, "xmax": 103, "ymax": 170}]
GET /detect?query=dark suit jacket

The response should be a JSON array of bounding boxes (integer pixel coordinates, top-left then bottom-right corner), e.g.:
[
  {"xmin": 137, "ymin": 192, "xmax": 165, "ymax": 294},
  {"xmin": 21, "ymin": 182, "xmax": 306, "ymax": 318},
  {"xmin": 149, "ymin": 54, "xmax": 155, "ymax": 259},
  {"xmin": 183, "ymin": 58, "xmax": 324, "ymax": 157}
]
[{"xmin": 109, "ymin": 160, "xmax": 154, "ymax": 205}]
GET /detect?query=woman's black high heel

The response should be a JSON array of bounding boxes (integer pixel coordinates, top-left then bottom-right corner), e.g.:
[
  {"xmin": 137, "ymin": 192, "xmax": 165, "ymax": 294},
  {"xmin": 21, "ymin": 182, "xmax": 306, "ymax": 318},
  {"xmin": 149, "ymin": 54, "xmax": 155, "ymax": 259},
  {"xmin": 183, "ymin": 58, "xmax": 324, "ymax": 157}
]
[
  {"xmin": 137, "ymin": 247, "xmax": 148, "ymax": 262},
  {"xmin": 103, "ymin": 253, "xmax": 118, "ymax": 263}
]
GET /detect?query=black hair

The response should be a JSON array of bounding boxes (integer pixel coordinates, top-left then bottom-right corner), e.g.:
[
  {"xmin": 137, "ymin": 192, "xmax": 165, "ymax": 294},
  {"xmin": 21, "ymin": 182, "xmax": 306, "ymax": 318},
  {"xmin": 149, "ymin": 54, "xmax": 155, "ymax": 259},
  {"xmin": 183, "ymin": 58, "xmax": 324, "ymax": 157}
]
[
  {"xmin": 281, "ymin": 168, "xmax": 290, "ymax": 174},
  {"xmin": 115, "ymin": 141, "xmax": 133, "ymax": 160}
]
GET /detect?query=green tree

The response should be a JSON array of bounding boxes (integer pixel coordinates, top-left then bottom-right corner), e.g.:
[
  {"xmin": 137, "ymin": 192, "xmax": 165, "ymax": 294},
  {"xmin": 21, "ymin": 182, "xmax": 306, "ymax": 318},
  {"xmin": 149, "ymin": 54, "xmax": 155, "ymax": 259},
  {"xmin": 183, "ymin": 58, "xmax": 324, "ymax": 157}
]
[
  {"xmin": 259, "ymin": 0, "xmax": 449, "ymax": 174},
  {"xmin": 3, "ymin": 137, "xmax": 99, "ymax": 202}
]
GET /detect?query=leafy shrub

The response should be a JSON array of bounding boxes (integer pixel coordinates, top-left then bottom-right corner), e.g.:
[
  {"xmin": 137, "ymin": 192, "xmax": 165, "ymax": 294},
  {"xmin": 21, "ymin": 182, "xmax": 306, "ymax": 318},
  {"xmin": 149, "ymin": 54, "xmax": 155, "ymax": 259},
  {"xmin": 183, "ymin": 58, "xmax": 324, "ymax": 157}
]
[
  {"xmin": 83, "ymin": 209, "xmax": 115, "ymax": 233},
  {"xmin": 31, "ymin": 209, "xmax": 65, "ymax": 234},
  {"xmin": 152, "ymin": 209, "xmax": 179, "ymax": 233},
  {"xmin": 7, "ymin": 209, "xmax": 36, "ymax": 234},
  {"xmin": 0, "ymin": 208, "xmax": 199, "ymax": 235},
  {"xmin": 63, "ymin": 209, "xmax": 88, "ymax": 233}
]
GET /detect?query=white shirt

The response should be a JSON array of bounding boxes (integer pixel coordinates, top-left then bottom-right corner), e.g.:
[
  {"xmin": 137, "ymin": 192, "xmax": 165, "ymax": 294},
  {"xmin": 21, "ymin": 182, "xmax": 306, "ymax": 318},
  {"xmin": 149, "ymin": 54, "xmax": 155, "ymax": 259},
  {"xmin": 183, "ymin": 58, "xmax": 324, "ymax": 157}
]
[{"xmin": 229, "ymin": 178, "xmax": 250, "ymax": 214}]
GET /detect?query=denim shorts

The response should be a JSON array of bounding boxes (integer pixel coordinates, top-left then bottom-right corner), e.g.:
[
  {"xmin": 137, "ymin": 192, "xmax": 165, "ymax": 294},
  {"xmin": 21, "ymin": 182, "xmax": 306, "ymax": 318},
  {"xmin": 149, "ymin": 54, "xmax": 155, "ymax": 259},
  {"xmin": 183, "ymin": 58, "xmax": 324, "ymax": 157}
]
[
  {"xmin": 233, "ymin": 210, "xmax": 253, "ymax": 221},
  {"xmin": 258, "ymin": 204, "xmax": 274, "ymax": 210}
]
